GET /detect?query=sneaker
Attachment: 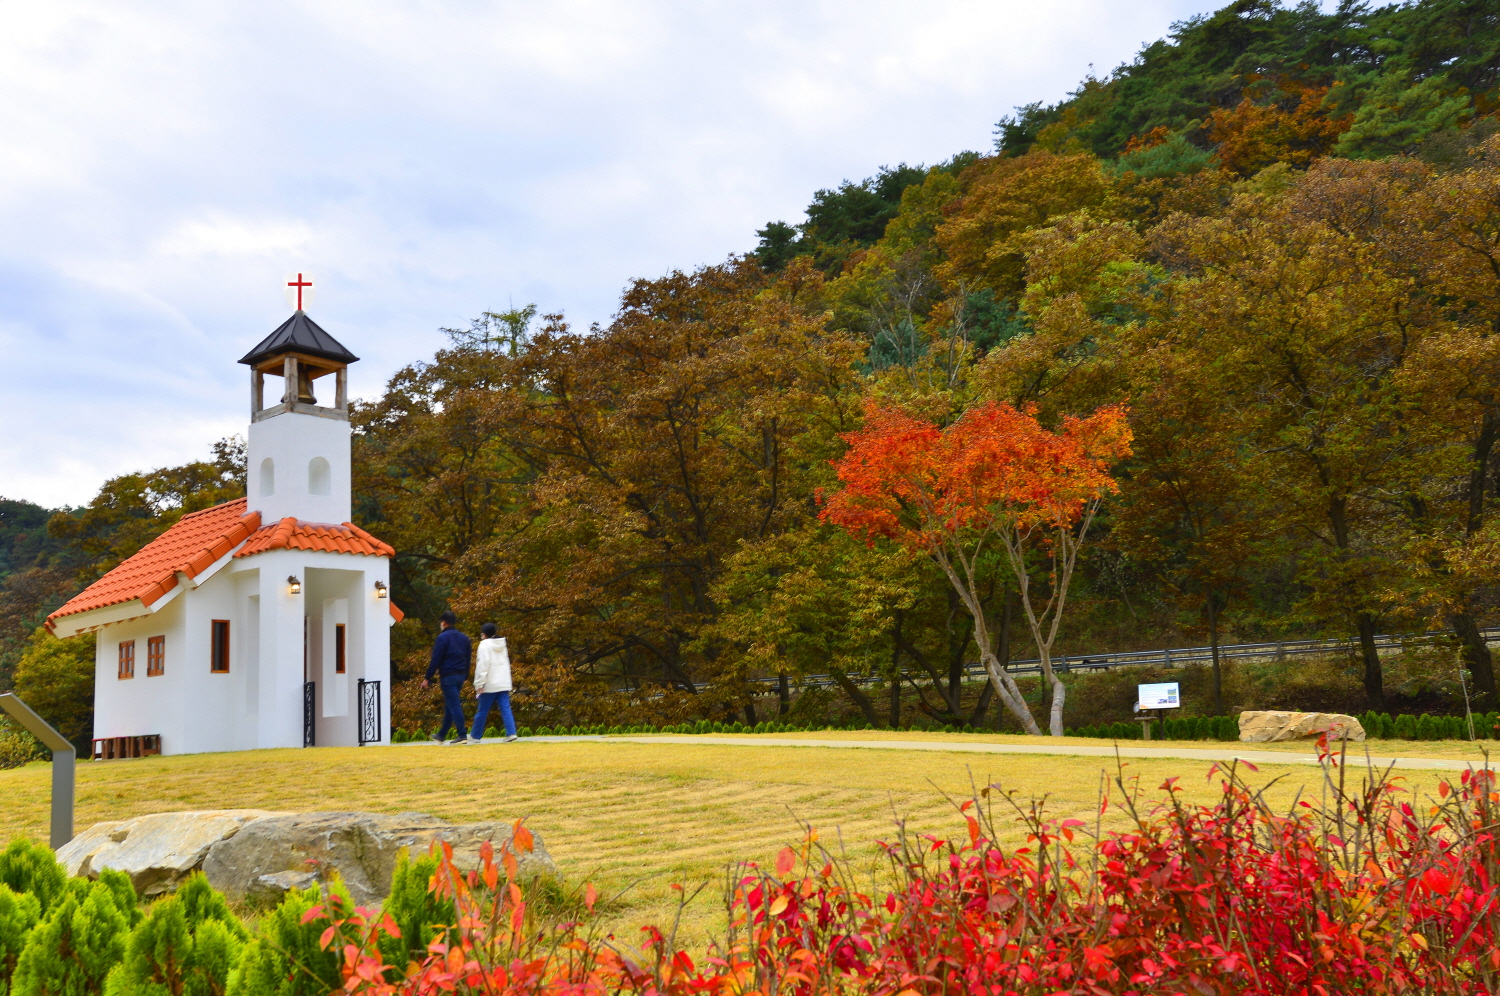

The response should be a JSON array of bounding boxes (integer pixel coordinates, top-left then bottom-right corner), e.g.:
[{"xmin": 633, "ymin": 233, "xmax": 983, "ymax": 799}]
[
  {"xmin": 503, "ymin": 734, "xmax": 519, "ymax": 743},
  {"xmin": 428, "ymin": 734, "xmax": 443, "ymax": 743},
  {"xmin": 444, "ymin": 736, "xmax": 466, "ymax": 745}
]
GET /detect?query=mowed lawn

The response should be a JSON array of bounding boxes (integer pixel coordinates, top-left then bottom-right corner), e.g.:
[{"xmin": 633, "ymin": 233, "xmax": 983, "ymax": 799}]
[{"xmin": 0, "ymin": 735, "xmax": 1466, "ymax": 941}]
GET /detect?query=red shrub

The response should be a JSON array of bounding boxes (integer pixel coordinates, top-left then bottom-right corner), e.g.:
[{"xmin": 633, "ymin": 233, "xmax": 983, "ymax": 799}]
[{"xmin": 318, "ymin": 745, "xmax": 1500, "ymax": 995}]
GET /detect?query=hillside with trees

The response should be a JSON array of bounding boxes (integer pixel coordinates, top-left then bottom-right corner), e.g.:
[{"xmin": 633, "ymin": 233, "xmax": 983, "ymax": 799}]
[{"xmin": 10, "ymin": 0, "xmax": 1500, "ymax": 739}]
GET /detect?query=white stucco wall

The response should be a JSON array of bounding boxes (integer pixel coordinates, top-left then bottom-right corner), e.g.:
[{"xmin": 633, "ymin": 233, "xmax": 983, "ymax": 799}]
[
  {"xmin": 91, "ymin": 547, "xmax": 391, "ymax": 756},
  {"xmin": 247, "ymin": 411, "xmax": 352, "ymax": 525}
]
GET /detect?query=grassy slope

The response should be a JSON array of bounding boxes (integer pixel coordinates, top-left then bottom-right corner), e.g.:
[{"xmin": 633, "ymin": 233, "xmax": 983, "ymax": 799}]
[{"xmin": 0, "ymin": 736, "xmax": 1463, "ymax": 942}]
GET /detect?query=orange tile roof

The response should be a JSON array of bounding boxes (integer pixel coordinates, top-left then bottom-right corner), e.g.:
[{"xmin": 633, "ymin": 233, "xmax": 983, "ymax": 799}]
[
  {"xmin": 48, "ymin": 499, "xmax": 261, "ymax": 628},
  {"xmin": 234, "ymin": 518, "xmax": 396, "ymax": 559}
]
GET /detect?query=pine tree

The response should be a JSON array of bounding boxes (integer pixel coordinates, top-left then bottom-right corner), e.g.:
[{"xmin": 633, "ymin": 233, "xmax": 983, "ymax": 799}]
[
  {"xmin": 227, "ymin": 883, "xmax": 345, "ymax": 996},
  {"xmin": 12, "ymin": 872, "xmax": 134, "ymax": 996},
  {"xmin": 104, "ymin": 873, "xmax": 245, "ymax": 996},
  {"xmin": 0, "ymin": 884, "xmax": 41, "ymax": 996},
  {"xmin": 0, "ymin": 842, "xmax": 65, "ymax": 916},
  {"xmin": 377, "ymin": 851, "xmax": 454, "ymax": 975}
]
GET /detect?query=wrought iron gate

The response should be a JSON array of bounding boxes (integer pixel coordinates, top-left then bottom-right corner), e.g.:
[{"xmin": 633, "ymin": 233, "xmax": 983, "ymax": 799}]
[
  {"xmin": 357, "ymin": 679, "xmax": 382, "ymax": 746},
  {"xmin": 302, "ymin": 681, "xmax": 315, "ymax": 747}
]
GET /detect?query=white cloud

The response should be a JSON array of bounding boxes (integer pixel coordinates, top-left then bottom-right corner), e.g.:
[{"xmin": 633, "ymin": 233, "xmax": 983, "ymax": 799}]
[{"xmin": 0, "ymin": 0, "xmax": 1226, "ymax": 507}]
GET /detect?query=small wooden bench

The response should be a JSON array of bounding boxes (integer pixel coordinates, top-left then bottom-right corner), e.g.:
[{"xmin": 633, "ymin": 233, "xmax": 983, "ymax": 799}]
[{"xmin": 91, "ymin": 735, "xmax": 162, "ymax": 760}]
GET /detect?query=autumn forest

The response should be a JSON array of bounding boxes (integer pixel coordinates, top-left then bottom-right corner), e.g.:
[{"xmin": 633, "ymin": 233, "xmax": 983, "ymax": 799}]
[{"xmin": 7, "ymin": 0, "xmax": 1500, "ymax": 736}]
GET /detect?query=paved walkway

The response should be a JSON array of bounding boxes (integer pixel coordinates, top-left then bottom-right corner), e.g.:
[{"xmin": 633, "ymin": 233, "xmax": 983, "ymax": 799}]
[{"xmin": 464, "ymin": 733, "xmax": 1495, "ymax": 773}]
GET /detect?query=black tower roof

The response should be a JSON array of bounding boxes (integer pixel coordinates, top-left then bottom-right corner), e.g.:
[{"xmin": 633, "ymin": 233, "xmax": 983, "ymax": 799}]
[{"xmin": 238, "ymin": 312, "xmax": 360, "ymax": 367}]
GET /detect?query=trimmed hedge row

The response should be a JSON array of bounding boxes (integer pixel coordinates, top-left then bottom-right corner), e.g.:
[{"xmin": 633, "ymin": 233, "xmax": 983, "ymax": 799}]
[
  {"xmin": 388, "ymin": 710, "xmax": 1500, "ymax": 743},
  {"xmin": 393, "ymin": 718, "xmax": 914, "ymax": 740}
]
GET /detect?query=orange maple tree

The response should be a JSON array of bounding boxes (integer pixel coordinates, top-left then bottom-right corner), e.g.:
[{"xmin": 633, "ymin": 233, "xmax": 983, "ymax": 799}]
[{"xmin": 820, "ymin": 400, "xmax": 1131, "ymax": 735}]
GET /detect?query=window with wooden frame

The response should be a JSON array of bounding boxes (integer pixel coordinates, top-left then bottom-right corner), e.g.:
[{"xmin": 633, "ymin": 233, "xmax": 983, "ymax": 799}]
[
  {"xmin": 146, "ymin": 636, "xmax": 165, "ymax": 676},
  {"xmin": 335, "ymin": 623, "xmax": 347, "ymax": 674},
  {"xmin": 118, "ymin": 640, "xmax": 135, "ymax": 679},
  {"xmin": 210, "ymin": 620, "xmax": 230, "ymax": 673}
]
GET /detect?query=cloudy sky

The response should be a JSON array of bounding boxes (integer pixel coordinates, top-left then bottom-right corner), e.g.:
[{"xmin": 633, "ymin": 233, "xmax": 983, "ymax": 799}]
[{"xmin": 3, "ymin": 0, "xmax": 1233, "ymax": 508}]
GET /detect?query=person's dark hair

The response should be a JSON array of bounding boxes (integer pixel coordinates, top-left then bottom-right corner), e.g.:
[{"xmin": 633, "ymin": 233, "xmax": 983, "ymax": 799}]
[
  {"xmin": 439, "ymin": 610, "xmax": 457, "ymax": 626},
  {"xmin": 480, "ymin": 622, "xmax": 497, "ymax": 638}
]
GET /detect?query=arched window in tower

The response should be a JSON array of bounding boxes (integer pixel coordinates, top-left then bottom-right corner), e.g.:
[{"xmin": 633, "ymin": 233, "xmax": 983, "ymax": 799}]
[
  {"xmin": 259, "ymin": 458, "xmax": 275, "ymax": 497},
  {"xmin": 308, "ymin": 456, "xmax": 332, "ymax": 496}
]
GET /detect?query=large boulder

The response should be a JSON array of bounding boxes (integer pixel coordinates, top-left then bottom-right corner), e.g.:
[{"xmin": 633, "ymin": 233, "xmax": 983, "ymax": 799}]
[
  {"xmin": 55, "ymin": 810, "xmax": 285, "ymax": 896},
  {"xmin": 201, "ymin": 811, "xmax": 556, "ymax": 906},
  {"xmin": 1239, "ymin": 711, "xmax": 1366, "ymax": 743}
]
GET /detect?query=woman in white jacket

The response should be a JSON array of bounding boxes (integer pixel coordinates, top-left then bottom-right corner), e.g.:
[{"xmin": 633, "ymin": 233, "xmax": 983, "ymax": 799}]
[{"xmin": 464, "ymin": 623, "xmax": 518, "ymax": 743}]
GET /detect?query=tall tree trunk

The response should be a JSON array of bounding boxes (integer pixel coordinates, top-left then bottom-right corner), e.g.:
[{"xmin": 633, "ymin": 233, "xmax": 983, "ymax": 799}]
[
  {"xmin": 1328, "ymin": 495, "xmax": 1382, "ymax": 708},
  {"xmin": 1452, "ymin": 411, "xmax": 1499, "ymax": 708},
  {"xmin": 1450, "ymin": 608, "xmax": 1496, "ymax": 707},
  {"xmin": 980, "ymin": 653, "xmax": 1042, "ymax": 735},
  {"xmin": 995, "ymin": 591, "xmax": 1012, "ymax": 730},
  {"xmin": 947, "ymin": 641, "xmax": 963, "ymax": 715},
  {"xmin": 967, "ymin": 679, "xmax": 994, "ymax": 727},
  {"xmin": 896, "ymin": 631, "xmax": 967, "ymax": 719},
  {"xmin": 829, "ymin": 669, "xmax": 879, "ymax": 726},
  {"xmin": 889, "ymin": 612, "xmax": 902, "ymax": 728},
  {"xmin": 777, "ymin": 673, "xmax": 789, "ymax": 715},
  {"xmin": 1357, "ymin": 612, "xmax": 1384, "ymax": 709},
  {"xmin": 1206, "ymin": 590, "xmax": 1224, "ymax": 715},
  {"xmin": 743, "ymin": 702, "xmax": 757, "ymax": 725}
]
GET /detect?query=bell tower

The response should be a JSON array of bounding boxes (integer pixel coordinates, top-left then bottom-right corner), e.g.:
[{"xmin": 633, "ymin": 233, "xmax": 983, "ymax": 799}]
[{"xmin": 239, "ymin": 310, "xmax": 360, "ymax": 525}]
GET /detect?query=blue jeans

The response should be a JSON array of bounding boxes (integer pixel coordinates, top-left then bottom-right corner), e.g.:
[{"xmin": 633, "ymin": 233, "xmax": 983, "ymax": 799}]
[
  {"xmin": 471, "ymin": 691, "xmax": 516, "ymax": 739},
  {"xmin": 437, "ymin": 674, "xmax": 467, "ymax": 740}
]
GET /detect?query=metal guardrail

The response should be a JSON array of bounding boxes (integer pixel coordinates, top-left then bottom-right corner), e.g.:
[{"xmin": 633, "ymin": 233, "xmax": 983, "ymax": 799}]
[{"xmin": 725, "ymin": 627, "xmax": 1500, "ymax": 693}]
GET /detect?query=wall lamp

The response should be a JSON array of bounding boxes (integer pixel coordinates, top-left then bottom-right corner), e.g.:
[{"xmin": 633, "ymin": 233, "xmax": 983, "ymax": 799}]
[
  {"xmin": 374, "ymin": 580, "xmax": 388, "ymax": 598},
  {"xmin": 287, "ymin": 576, "xmax": 302, "ymax": 595}
]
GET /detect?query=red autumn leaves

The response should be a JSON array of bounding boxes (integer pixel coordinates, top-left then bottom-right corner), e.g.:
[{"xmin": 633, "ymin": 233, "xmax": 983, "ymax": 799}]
[{"xmin": 819, "ymin": 400, "xmax": 1132, "ymax": 551}]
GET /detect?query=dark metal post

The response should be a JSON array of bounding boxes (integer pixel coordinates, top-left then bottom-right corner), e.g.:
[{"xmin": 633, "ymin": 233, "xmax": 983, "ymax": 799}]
[
  {"xmin": 303, "ymin": 682, "xmax": 316, "ymax": 747},
  {"xmin": 357, "ymin": 679, "xmax": 382, "ymax": 745},
  {"xmin": 0, "ymin": 693, "xmax": 75, "ymax": 849}
]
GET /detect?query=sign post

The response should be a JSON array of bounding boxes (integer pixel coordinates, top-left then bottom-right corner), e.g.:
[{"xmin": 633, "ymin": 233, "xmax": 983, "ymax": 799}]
[
  {"xmin": 1134, "ymin": 682, "xmax": 1181, "ymax": 742},
  {"xmin": 0, "ymin": 693, "xmax": 75, "ymax": 848}
]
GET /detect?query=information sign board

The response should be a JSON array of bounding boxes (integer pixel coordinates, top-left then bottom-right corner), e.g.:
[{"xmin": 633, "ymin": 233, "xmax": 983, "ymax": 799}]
[{"xmin": 1137, "ymin": 682, "xmax": 1181, "ymax": 710}]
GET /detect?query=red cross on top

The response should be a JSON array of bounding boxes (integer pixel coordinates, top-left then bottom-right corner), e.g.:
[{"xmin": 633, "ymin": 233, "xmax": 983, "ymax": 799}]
[{"xmin": 287, "ymin": 273, "xmax": 312, "ymax": 311}]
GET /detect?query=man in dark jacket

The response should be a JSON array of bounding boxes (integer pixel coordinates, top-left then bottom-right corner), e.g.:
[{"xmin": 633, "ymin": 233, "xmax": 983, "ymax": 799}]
[{"xmin": 422, "ymin": 611, "xmax": 472, "ymax": 744}]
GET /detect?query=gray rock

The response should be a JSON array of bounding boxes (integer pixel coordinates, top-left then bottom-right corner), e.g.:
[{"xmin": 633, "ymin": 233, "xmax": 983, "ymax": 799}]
[
  {"xmin": 201, "ymin": 812, "xmax": 556, "ymax": 906},
  {"xmin": 55, "ymin": 810, "xmax": 286, "ymax": 896},
  {"xmin": 246, "ymin": 869, "xmax": 320, "ymax": 905}
]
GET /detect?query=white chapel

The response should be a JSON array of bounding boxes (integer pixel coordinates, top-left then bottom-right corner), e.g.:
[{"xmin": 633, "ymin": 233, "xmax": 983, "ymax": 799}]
[{"xmin": 46, "ymin": 309, "xmax": 400, "ymax": 758}]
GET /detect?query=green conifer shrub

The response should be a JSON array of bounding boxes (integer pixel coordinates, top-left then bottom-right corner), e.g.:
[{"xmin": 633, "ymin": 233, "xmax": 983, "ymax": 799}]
[
  {"xmin": 103, "ymin": 872, "xmax": 245, "ymax": 996},
  {"xmin": 12, "ymin": 873, "xmax": 134, "ymax": 996},
  {"xmin": 227, "ymin": 882, "xmax": 346, "ymax": 996},
  {"xmin": 378, "ymin": 850, "xmax": 455, "ymax": 974},
  {"xmin": 1395, "ymin": 714, "xmax": 1417, "ymax": 739},
  {"xmin": 0, "ymin": 884, "xmax": 41, "ymax": 994},
  {"xmin": 0, "ymin": 842, "xmax": 65, "ymax": 916}
]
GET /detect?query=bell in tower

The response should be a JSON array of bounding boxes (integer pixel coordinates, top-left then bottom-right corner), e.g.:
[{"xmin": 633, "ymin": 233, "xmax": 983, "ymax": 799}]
[
  {"xmin": 239, "ymin": 308, "xmax": 361, "ymax": 525},
  {"xmin": 296, "ymin": 364, "xmax": 318, "ymax": 405},
  {"xmin": 238, "ymin": 311, "xmax": 360, "ymax": 420}
]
